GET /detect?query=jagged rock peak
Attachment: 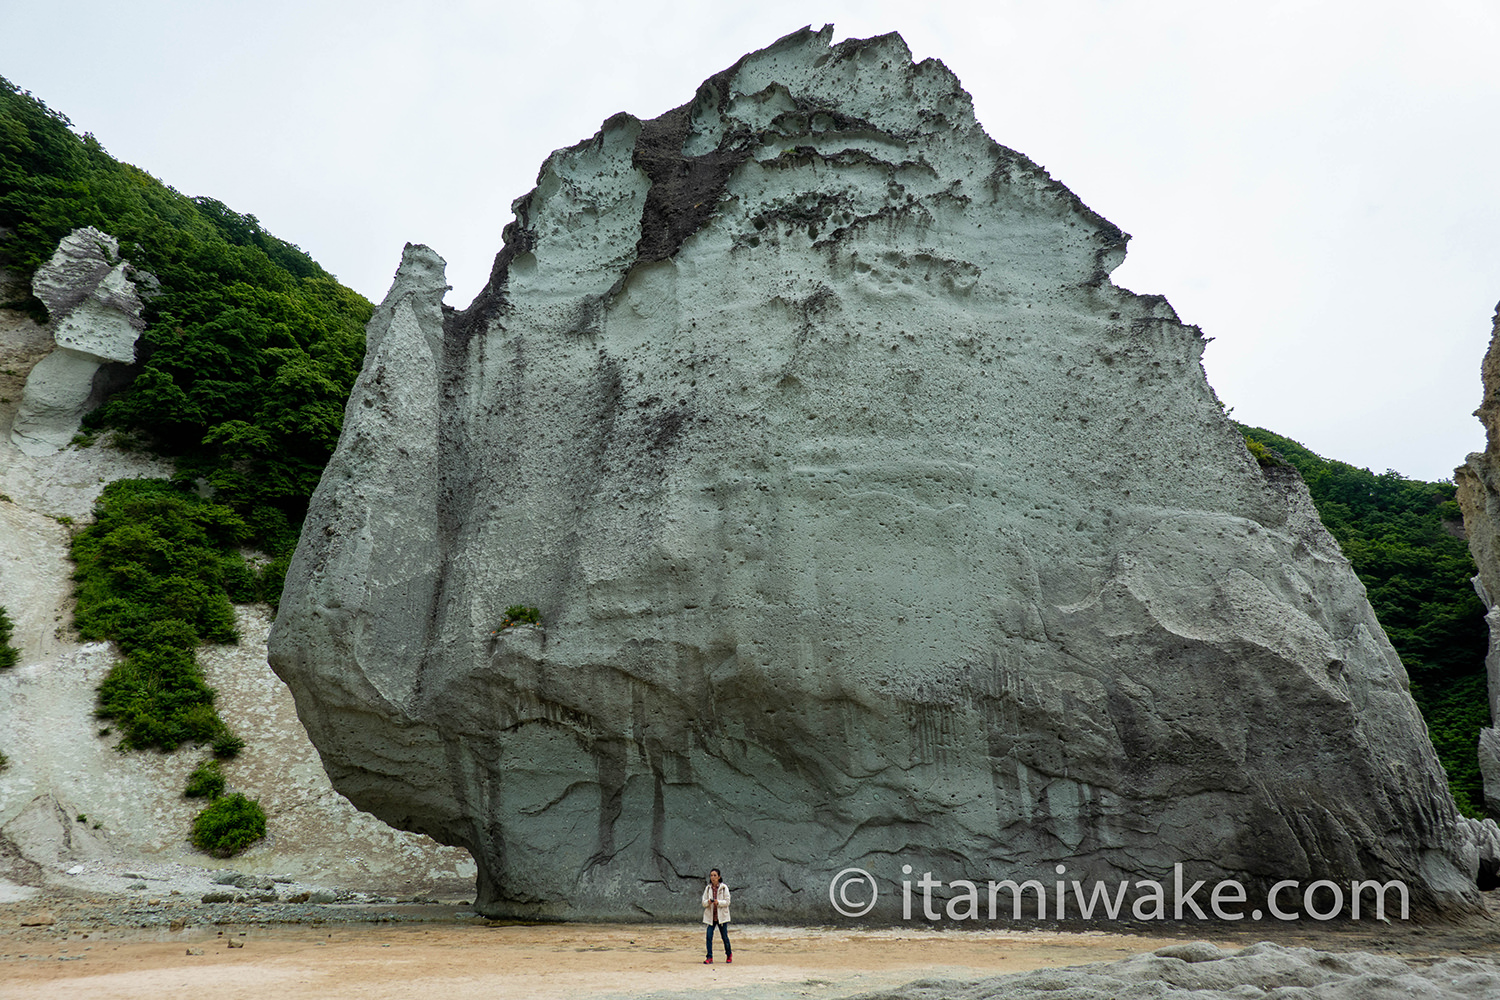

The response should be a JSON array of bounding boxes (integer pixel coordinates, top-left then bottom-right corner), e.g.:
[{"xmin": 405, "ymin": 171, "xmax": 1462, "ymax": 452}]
[
  {"xmin": 452, "ymin": 25, "xmax": 1127, "ymax": 338},
  {"xmin": 271, "ymin": 28, "xmax": 1479, "ymax": 921}
]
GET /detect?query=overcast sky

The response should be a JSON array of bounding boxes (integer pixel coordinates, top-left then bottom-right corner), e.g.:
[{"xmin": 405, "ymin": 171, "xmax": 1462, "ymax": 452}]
[{"xmin": 3, "ymin": 0, "xmax": 1497, "ymax": 481}]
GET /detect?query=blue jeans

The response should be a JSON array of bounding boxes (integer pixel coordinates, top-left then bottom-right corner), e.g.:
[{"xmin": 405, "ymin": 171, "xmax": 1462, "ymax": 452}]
[{"xmin": 706, "ymin": 921, "xmax": 731, "ymax": 958}]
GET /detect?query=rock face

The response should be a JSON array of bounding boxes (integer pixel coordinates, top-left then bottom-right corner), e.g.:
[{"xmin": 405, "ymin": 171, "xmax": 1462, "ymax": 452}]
[
  {"xmin": 271, "ymin": 27, "xmax": 1478, "ymax": 920},
  {"xmin": 1454, "ymin": 301, "xmax": 1500, "ymax": 815},
  {"xmin": 10, "ymin": 227, "xmax": 149, "ymax": 456}
]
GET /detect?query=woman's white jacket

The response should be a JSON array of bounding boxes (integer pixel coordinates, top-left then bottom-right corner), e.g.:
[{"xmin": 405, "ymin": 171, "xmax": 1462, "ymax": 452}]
[{"xmin": 701, "ymin": 883, "xmax": 731, "ymax": 924}]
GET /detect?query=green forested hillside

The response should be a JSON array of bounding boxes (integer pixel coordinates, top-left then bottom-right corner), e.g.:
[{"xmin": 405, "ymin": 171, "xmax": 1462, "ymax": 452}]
[
  {"xmin": 1, "ymin": 76, "xmax": 372, "ymax": 856},
  {"xmin": 1240, "ymin": 426, "xmax": 1491, "ymax": 817},
  {"xmin": 0, "ymin": 75, "xmax": 369, "ymax": 560}
]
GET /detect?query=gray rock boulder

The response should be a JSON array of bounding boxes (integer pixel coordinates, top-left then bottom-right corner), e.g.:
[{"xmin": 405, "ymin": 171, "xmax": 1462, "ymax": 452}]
[
  {"xmin": 271, "ymin": 27, "xmax": 1478, "ymax": 921},
  {"xmin": 10, "ymin": 227, "xmax": 150, "ymax": 456},
  {"xmin": 1481, "ymin": 728, "xmax": 1500, "ymax": 812}
]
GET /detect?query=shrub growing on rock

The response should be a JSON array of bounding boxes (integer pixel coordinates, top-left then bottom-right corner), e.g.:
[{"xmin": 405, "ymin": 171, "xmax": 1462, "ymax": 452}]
[
  {"xmin": 191, "ymin": 793, "xmax": 266, "ymax": 857},
  {"xmin": 73, "ymin": 480, "xmax": 247, "ymax": 753},
  {"xmin": 184, "ymin": 759, "xmax": 225, "ymax": 799},
  {"xmin": 211, "ymin": 730, "xmax": 246, "ymax": 759},
  {"xmin": 499, "ymin": 605, "xmax": 541, "ymax": 629},
  {"xmin": 0, "ymin": 606, "xmax": 18, "ymax": 669}
]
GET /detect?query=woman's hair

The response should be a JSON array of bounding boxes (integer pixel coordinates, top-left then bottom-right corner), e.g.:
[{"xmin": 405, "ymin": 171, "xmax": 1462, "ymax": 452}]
[{"xmin": 709, "ymin": 868, "xmax": 721, "ymax": 880}]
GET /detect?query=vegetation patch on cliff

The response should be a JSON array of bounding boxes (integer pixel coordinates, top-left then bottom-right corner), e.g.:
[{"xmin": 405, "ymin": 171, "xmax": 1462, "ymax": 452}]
[
  {"xmin": 0, "ymin": 605, "xmax": 18, "ymax": 669},
  {"xmin": 72, "ymin": 478, "xmax": 259, "ymax": 752},
  {"xmin": 71, "ymin": 478, "xmax": 264, "ymax": 853},
  {"xmin": 191, "ymin": 792, "xmax": 267, "ymax": 857}
]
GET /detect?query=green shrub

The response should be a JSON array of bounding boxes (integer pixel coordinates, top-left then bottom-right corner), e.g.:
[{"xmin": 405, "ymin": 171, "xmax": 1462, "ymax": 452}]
[
  {"xmin": 500, "ymin": 605, "xmax": 542, "ymax": 629},
  {"xmin": 72, "ymin": 479, "xmax": 246, "ymax": 646},
  {"xmin": 218, "ymin": 552, "xmax": 258, "ymax": 604},
  {"xmin": 0, "ymin": 749, "xmax": 9, "ymax": 771},
  {"xmin": 211, "ymin": 730, "xmax": 246, "ymax": 759},
  {"xmin": 184, "ymin": 758, "xmax": 225, "ymax": 799},
  {"xmin": 74, "ymin": 480, "xmax": 249, "ymax": 753},
  {"xmin": 0, "ymin": 606, "xmax": 17, "ymax": 669},
  {"xmin": 94, "ymin": 621, "xmax": 220, "ymax": 752},
  {"xmin": 257, "ymin": 552, "xmax": 292, "ymax": 610},
  {"xmin": 190, "ymin": 793, "xmax": 266, "ymax": 857},
  {"xmin": 1244, "ymin": 437, "xmax": 1287, "ymax": 467}
]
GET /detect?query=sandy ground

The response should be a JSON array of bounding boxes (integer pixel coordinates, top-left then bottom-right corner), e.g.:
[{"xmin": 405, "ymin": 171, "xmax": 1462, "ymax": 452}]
[
  {"xmin": 2, "ymin": 894, "xmax": 1498, "ymax": 1000},
  {"xmin": 0, "ymin": 919, "xmax": 1190, "ymax": 1000}
]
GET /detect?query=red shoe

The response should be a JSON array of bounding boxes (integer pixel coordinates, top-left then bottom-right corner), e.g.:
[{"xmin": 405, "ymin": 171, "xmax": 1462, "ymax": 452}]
[
  {"xmin": 703, "ymin": 958, "xmax": 713, "ymax": 964},
  {"xmin": 726, "ymin": 955, "xmax": 733, "ymax": 963}
]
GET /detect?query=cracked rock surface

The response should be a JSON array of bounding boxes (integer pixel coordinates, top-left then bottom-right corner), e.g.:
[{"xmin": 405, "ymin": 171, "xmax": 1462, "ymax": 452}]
[{"xmin": 271, "ymin": 27, "xmax": 1477, "ymax": 920}]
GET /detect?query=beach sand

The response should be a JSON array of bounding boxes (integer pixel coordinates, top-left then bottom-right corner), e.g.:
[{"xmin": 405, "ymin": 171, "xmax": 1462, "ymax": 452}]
[{"xmin": 3, "ymin": 895, "xmax": 1498, "ymax": 1000}]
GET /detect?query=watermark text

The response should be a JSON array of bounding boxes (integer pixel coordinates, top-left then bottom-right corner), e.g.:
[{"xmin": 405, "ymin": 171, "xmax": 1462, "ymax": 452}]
[{"xmin": 827, "ymin": 864, "xmax": 1408, "ymax": 922}]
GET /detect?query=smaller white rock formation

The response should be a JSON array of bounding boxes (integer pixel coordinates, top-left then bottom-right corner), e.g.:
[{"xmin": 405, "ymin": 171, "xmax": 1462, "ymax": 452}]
[
  {"xmin": 1456, "ymin": 301, "xmax": 1500, "ymax": 815},
  {"xmin": 10, "ymin": 227, "xmax": 150, "ymax": 456}
]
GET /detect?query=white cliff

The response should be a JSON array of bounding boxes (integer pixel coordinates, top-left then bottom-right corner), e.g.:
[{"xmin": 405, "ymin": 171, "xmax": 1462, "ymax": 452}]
[{"xmin": 0, "ymin": 254, "xmax": 473, "ymax": 901}]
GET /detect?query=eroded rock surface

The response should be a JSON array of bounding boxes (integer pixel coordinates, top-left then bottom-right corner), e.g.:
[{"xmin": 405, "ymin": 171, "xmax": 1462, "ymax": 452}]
[
  {"xmin": 1455, "ymin": 301, "xmax": 1500, "ymax": 815},
  {"xmin": 10, "ymin": 227, "xmax": 149, "ymax": 456},
  {"xmin": 891, "ymin": 941, "xmax": 1500, "ymax": 1000},
  {"xmin": 271, "ymin": 27, "xmax": 1477, "ymax": 920}
]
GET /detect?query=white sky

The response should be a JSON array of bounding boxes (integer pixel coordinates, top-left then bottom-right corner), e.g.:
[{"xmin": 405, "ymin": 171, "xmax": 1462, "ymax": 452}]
[{"xmin": 3, "ymin": 0, "xmax": 1497, "ymax": 481}]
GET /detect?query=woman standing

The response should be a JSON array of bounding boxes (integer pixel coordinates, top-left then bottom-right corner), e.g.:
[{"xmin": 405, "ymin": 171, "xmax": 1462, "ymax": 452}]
[{"xmin": 701, "ymin": 868, "xmax": 732, "ymax": 964}]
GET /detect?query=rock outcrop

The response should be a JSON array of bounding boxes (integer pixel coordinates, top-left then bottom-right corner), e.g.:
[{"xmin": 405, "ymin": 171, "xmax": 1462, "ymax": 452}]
[
  {"xmin": 1454, "ymin": 301, "xmax": 1500, "ymax": 815},
  {"xmin": 10, "ymin": 227, "xmax": 150, "ymax": 456},
  {"xmin": 881, "ymin": 942, "xmax": 1500, "ymax": 1000},
  {"xmin": 271, "ymin": 27, "xmax": 1478, "ymax": 920}
]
